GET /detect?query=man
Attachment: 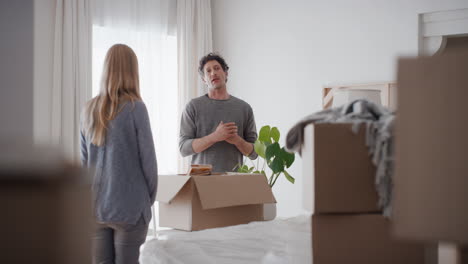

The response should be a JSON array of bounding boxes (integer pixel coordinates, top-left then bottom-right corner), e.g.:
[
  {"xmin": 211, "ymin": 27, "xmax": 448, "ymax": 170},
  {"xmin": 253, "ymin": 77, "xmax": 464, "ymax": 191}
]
[{"xmin": 179, "ymin": 53, "xmax": 258, "ymax": 172}]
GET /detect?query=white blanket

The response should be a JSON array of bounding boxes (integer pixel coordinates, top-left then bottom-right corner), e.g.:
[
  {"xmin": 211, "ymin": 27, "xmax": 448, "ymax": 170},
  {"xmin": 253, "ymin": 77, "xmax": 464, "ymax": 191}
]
[{"xmin": 140, "ymin": 215, "xmax": 311, "ymax": 264}]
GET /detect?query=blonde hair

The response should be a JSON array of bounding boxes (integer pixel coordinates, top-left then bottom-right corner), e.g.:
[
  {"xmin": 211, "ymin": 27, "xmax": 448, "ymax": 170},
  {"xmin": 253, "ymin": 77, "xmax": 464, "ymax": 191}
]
[{"xmin": 83, "ymin": 44, "xmax": 141, "ymax": 146}]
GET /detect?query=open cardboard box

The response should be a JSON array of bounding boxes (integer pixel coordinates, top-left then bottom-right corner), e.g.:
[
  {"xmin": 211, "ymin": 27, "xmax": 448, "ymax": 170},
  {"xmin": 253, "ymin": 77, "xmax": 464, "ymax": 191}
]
[{"xmin": 157, "ymin": 173, "xmax": 276, "ymax": 231}]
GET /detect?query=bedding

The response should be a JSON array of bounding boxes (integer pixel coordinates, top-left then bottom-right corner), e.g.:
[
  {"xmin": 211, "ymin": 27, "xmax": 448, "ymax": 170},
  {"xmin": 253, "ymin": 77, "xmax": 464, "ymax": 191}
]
[{"xmin": 140, "ymin": 214, "xmax": 311, "ymax": 264}]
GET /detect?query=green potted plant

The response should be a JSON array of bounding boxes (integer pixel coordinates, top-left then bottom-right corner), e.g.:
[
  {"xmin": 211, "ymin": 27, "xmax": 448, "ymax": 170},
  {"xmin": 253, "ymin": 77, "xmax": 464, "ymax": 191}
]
[
  {"xmin": 235, "ymin": 125, "xmax": 296, "ymax": 220},
  {"xmin": 237, "ymin": 125, "xmax": 295, "ymax": 187}
]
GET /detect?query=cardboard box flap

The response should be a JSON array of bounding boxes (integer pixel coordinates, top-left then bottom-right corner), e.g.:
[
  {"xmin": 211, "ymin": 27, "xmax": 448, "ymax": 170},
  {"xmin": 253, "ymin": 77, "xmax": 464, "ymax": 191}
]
[
  {"xmin": 193, "ymin": 174, "xmax": 276, "ymax": 210},
  {"xmin": 155, "ymin": 175, "xmax": 191, "ymax": 203}
]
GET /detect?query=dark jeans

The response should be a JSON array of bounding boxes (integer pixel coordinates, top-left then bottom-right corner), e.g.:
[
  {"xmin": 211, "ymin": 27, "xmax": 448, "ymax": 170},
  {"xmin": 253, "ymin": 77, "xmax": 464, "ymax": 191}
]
[{"xmin": 93, "ymin": 218, "xmax": 149, "ymax": 264}]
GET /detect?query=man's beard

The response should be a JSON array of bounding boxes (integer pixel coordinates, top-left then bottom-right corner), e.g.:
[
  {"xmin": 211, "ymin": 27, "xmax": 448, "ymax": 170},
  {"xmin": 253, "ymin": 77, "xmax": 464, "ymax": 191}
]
[{"xmin": 210, "ymin": 84, "xmax": 223, "ymax": 90}]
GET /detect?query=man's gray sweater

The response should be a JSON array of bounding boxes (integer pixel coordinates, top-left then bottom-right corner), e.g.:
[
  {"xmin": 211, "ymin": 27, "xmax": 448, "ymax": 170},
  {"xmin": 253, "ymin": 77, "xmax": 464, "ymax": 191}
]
[
  {"xmin": 179, "ymin": 94, "xmax": 258, "ymax": 172},
  {"xmin": 81, "ymin": 101, "xmax": 158, "ymax": 225}
]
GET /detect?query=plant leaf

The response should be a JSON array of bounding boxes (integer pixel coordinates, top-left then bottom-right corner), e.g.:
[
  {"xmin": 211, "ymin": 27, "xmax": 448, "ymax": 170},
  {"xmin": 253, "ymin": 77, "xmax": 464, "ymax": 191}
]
[
  {"xmin": 280, "ymin": 148, "xmax": 295, "ymax": 168},
  {"xmin": 265, "ymin": 142, "xmax": 280, "ymax": 161},
  {"xmin": 254, "ymin": 140, "xmax": 266, "ymax": 159},
  {"xmin": 283, "ymin": 170, "xmax": 295, "ymax": 184},
  {"xmin": 258, "ymin": 125, "xmax": 271, "ymax": 144},
  {"xmin": 238, "ymin": 164, "xmax": 249, "ymax": 173},
  {"xmin": 270, "ymin": 127, "xmax": 280, "ymax": 142},
  {"xmin": 232, "ymin": 163, "xmax": 241, "ymax": 171},
  {"xmin": 270, "ymin": 157, "xmax": 284, "ymax": 173}
]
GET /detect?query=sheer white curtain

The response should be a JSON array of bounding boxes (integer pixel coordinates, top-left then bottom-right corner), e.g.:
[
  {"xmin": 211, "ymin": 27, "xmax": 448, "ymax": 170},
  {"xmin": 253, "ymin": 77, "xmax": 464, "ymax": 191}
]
[
  {"xmin": 176, "ymin": 0, "xmax": 213, "ymax": 173},
  {"xmin": 51, "ymin": 0, "xmax": 92, "ymax": 160},
  {"xmin": 92, "ymin": 0, "xmax": 178, "ymax": 234}
]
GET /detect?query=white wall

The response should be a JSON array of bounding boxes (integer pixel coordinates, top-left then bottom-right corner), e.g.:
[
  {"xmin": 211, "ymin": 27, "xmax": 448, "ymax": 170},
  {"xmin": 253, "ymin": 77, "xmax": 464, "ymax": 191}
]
[
  {"xmin": 33, "ymin": 0, "xmax": 56, "ymax": 145},
  {"xmin": 0, "ymin": 0, "xmax": 34, "ymax": 144},
  {"xmin": 212, "ymin": 0, "xmax": 468, "ymax": 217}
]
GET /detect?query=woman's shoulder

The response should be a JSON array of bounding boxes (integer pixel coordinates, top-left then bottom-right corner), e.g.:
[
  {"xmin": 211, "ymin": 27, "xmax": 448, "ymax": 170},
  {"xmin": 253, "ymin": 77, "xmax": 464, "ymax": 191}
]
[
  {"xmin": 120, "ymin": 99, "xmax": 146, "ymax": 111},
  {"xmin": 132, "ymin": 100, "xmax": 147, "ymax": 109},
  {"xmin": 81, "ymin": 97, "xmax": 99, "ymax": 121},
  {"xmin": 124, "ymin": 100, "xmax": 149, "ymax": 119}
]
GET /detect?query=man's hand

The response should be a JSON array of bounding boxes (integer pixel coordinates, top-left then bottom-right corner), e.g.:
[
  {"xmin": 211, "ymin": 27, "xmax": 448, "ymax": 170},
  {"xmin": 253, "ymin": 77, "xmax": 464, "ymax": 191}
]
[
  {"xmin": 226, "ymin": 133, "xmax": 254, "ymax": 156},
  {"xmin": 225, "ymin": 134, "xmax": 242, "ymax": 145},
  {"xmin": 211, "ymin": 121, "xmax": 254, "ymax": 156},
  {"xmin": 212, "ymin": 121, "xmax": 238, "ymax": 142}
]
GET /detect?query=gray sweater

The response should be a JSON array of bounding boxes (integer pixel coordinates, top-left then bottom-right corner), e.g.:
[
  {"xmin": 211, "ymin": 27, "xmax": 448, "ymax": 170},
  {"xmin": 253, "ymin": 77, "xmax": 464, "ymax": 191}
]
[
  {"xmin": 179, "ymin": 94, "xmax": 258, "ymax": 172},
  {"xmin": 80, "ymin": 101, "xmax": 158, "ymax": 225}
]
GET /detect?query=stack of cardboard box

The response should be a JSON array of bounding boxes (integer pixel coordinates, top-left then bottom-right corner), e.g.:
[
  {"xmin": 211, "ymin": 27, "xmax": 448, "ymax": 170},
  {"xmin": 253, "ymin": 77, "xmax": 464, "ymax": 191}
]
[{"xmin": 302, "ymin": 123, "xmax": 426, "ymax": 264}]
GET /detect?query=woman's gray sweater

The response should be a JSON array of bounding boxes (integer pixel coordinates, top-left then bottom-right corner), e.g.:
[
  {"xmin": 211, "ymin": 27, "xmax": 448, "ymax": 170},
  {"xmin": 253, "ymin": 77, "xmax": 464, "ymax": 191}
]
[{"xmin": 80, "ymin": 101, "xmax": 158, "ymax": 225}]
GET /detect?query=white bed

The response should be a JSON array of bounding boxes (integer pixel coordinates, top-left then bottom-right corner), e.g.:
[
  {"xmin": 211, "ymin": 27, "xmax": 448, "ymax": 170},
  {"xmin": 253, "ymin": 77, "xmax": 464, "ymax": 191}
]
[{"xmin": 140, "ymin": 215, "xmax": 312, "ymax": 264}]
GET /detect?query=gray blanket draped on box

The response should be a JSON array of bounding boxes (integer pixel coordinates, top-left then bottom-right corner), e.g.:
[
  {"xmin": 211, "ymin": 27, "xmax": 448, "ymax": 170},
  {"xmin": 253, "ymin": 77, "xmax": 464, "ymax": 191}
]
[{"xmin": 285, "ymin": 99, "xmax": 395, "ymax": 217}]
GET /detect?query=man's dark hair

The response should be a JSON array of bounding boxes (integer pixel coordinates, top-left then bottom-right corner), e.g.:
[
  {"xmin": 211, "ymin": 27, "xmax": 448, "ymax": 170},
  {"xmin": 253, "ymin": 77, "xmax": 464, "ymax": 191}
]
[{"xmin": 198, "ymin": 52, "xmax": 230, "ymax": 77}]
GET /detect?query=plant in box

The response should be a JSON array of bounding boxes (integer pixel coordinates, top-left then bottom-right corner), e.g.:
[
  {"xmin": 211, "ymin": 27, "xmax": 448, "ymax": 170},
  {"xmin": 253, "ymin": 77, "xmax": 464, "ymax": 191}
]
[
  {"xmin": 235, "ymin": 125, "xmax": 296, "ymax": 220},
  {"xmin": 237, "ymin": 125, "xmax": 296, "ymax": 187}
]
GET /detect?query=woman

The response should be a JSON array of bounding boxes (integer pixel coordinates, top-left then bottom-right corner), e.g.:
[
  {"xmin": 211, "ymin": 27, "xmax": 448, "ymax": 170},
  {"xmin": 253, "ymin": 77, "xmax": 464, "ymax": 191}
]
[{"xmin": 80, "ymin": 44, "xmax": 158, "ymax": 264}]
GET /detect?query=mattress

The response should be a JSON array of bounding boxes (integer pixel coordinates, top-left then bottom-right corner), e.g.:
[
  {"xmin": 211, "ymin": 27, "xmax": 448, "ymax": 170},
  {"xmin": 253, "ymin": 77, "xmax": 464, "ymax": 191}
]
[{"xmin": 140, "ymin": 214, "xmax": 311, "ymax": 264}]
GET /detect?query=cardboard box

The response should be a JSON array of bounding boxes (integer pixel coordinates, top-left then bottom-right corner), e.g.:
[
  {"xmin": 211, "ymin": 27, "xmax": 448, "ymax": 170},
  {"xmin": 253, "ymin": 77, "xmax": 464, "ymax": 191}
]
[
  {"xmin": 0, "ymin": 164, "xmax": 92, "ymax": 264},
  {"xmin": 393, "ymin": 51, "xmax": 468, "ymax": 245},
  {"xmin": 302, "ymin": 123, "xmax": 380, "ymax": 214},
  {"xmin": 312, "ymin": 214, "xmax": 425, "ymax": 264},
  {"xmin": 157, "ymin": 173, "xmax": 276, "ymax": 231}
]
